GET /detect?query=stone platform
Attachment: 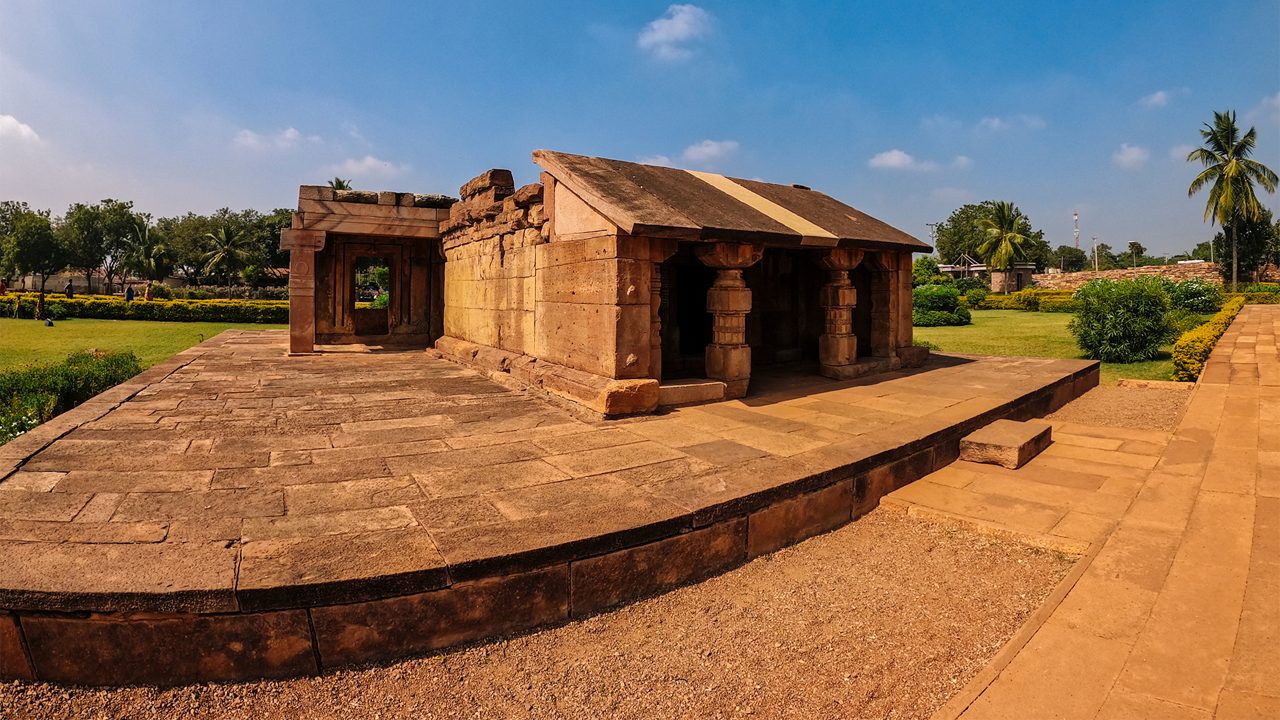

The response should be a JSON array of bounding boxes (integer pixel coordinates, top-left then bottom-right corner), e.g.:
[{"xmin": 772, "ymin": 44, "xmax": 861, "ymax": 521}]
[{"xmin": 0, "ymin": 331, "xmax": 1097, "ymax": 686}]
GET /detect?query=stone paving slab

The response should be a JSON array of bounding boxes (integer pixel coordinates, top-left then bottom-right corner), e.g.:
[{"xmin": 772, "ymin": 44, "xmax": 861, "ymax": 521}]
[
  {"xmin": 0, "ymin": 329, "xmax": 1097, "ymax": 685},
  {"xmin": 908, "ymin": 305, "xmax": 1280, "ymax": 720}
]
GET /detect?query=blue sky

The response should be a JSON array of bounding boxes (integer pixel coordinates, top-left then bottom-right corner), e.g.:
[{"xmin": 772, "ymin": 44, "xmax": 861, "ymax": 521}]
[{"xmin": 1, "ymin": 1, "xmax": 1277, "ymax": 256}]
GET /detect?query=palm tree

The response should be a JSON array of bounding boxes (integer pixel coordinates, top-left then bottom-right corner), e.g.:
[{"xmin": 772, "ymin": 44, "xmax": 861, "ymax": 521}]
[
  {"xmin": 328, "ymin": 177, "xmax": 352, "ymax": 190},
  {"xmin": 1187, "ymin": 110, "xmax": 1278, "ymax": 291},
  {"xmin": 202, "ymin": 224, "xmax": 255, "ymax": 298},
  {"xmin": 124, "ymin": 221, "xmax": 171, "ymax": 282},
  {"xmin": 976, "ymin": 201, "xmax": 1029, "ymax": 292}
]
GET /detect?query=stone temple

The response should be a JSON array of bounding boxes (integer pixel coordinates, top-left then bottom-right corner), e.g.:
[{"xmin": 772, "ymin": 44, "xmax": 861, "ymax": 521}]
[{"xmin": 281, "ymin": 150, "xmax": 931, "ymax": 417}]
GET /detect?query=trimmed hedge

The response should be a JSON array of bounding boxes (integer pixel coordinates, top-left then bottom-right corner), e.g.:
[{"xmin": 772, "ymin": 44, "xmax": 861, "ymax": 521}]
[
  {"xmin": 1039, "ymin": 298, "xmax": 1079, "ymax": 313},
  {"xmin": 1233, "ymin": 291, "xmax": 1280, "ymax": 304},
  {"xmin": 1, "ymin": 351, "xmax": 142, "ymax": 444},
  {"xmin": 0, "ymin": 293, "xmax": 288, "ymax": 324},
  {"xmin": 1171, "ymin": 296, "xmax": 1246, "ymax": 382},
  {"xmin": 912, "ymin": 284, "xmax": 971, "ymax": 326}
]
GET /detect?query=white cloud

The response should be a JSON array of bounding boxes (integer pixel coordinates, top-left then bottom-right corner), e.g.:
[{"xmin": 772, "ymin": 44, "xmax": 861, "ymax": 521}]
[
  {"xmin": 328, "ymin": 155, "xmax": 407, "ymax": 178},
  {"xmin": 1246, "ymin": 92, "xmax": 1280, "ymax": 124},
  {"xmin": 0, "ymin": 114, "xmax": 41, "ymax": 144},
  {"xmin": 1140, "ymin": 87, "xmax": 1190, "ymax": 109},
  {"xmin": 1112, "ymin": 143, "xmax": 1150, "ymax": 170},
  {"xmin": 681, "ymin": 139, "xmax": 738, "ymax": 163},
  {"xmin": 637, "ymin": 4, "xmax": 712, "ymax": 61},
  {"xmin": 868, "ymin": 149, "xmax": 938, "ymax": 172},
  {"xmin": 638, "ymin": 154, "xmax": 674, "ymax": 167},
  {"xmin": 977, "ymin": 114, "xmax": 1044, "ymax": 132},
  {"xmin": 1140, "ymin": 90, "xmax": 1171, "ymax": 108},
  {"xmin": 232, "ymin": 126, "xmax": 320, "ymax": 150},
  {"xmin": 951, "ymin": 155, "xmax": 973, "ymax": 170},
  {"xmin": 1169, "ymin": 144, "xmax": 1195, "ymax": 161}
]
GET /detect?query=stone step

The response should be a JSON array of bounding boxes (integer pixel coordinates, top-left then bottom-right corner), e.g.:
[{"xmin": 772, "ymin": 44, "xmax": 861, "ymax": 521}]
[
  {"xmin": 960, "ymin": 419, "xmax": 1053, "ymax": 469},
  {"xmin": 657, "ymin": 379, "xmax": 727, "ymax": 407}
]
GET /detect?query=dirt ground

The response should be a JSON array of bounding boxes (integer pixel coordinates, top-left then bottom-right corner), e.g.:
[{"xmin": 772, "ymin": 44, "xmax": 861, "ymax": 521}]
[
  {"xmin": 0, "ymin": 510, "xmax": 1073, "ymax": 720},
  {"xmin": 1046, "ymin": 383, "xmax": 1192, "ymax": 431}
]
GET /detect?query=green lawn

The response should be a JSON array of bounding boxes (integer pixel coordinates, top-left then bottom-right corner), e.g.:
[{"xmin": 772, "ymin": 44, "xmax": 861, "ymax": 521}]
[
  {"xmin": 914, "ymin": 310, "xmax": 1176, "ymax": 385},
  {"xmin": 0, "ymin": 317, "xmax": 285, "ymax": 372}
]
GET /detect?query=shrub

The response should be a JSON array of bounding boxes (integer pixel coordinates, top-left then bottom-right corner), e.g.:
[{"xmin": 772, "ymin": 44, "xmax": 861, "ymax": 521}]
[
  {"xmin": 953, "ymin": 276, "xmax": 987, "ymax": 294},
  {"xmin": 0, "ymin": 293, "xmax": 287, "ymax": 324},
  {"xmin": 964, "ymin": 287, "xmax": 989, "ymax": 308},
  {"xmin": 1243, "ymin": 283, "xmax": 1280, "ymax": 294},
  {"xmin": 1171, "ymin": 297, "xmax": 1246, "ymax": 381},
  {"xmin": 912, "ymin": 284, "xmax": 962, "ymax": 312},
  {"xmin": 1166, "ymin": 307, "xmax": 1206, "ymax": 336},
  {"xmin": 1169, "ymin": 280, "xmax": 1223, "ymax": 313},
  {"xmin": 0, "ymin": 351, "xmax": 142, "ymax": 444},
  {"xmin": 1039, "ymin": 298, "xmax": 1078, "ymax": 313},
  {"xmin": 1069, "ymin": 279, "xmax": 1174, "ymax": 363},
  {"xmin": 1011, "ymin": 289, "xmax": 1040, "ymax": 311},
  {"xmin": 913, "ymin": 309, "xmax": 965, "ymax": 326},
  {"xmin": 912, "ymin": 284, "xmax": 972, "ymax": 326},
  {"xmin": 913, "ymin": 339, "xmax": 941, "ymax": 350},
  {"xmin": 371, "ymin": 292, "xmax": 390, "ymax": 310},
  {"xmin": 1240, "ymin": 291, "xmax": 1279, "ymax": 304}
]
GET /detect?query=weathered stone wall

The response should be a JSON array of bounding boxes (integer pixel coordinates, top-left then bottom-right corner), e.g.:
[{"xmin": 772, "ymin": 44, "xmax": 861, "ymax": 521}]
[
  {"xmin": 440, "ymin": 170, "xmax": 548, "ymax": 355},
  {"xmin": 1032, "ymin": 263, "xmax": 1222, "ymax": 291}
]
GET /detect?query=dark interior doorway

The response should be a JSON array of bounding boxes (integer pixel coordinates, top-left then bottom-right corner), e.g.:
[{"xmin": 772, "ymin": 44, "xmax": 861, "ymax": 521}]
[
  {"xmin": 744, "ymin": 248, "xmax": 825, "ymax": 367},
  {"xmin": 660, "ymin": 245, "xmax": 716, "ymax": 379},
  {"xmin": 851, "ymin": 263, "xmax": 874, "ymax": 357}
]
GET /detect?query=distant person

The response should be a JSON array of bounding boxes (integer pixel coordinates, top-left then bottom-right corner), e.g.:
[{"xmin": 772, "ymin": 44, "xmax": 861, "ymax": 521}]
[
  {"xmin": 124, "ymin": 285, "xmax": 135, "ymax": 302},
  {"xmin": 143, "ymin": 282, "xmax": 153, "ymax": 302},
  {"xmin": 64, "ymin": 280, "xmax": 74, "ymax": 298}
]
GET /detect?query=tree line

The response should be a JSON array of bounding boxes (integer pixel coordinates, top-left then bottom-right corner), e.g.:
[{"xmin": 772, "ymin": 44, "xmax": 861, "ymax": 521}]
[
  {"xmin": 928, "ymin": 111, "xmax": 1278, "ymax": 287},
  {"xmin": 0, "ymin": 200, "xmax": 292, "ymax": 299}
]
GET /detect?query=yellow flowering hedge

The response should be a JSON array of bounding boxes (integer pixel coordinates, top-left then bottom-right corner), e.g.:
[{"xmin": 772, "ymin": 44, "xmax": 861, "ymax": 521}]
[{"xmin": 1170, "ymin": 296, "xmax": 1245, "ymax": 382}]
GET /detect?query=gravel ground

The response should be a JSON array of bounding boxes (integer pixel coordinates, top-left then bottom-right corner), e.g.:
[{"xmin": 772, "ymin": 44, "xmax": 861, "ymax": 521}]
[
  {"xmin": 0, "ymin": 511, "xmax": 1073, "ymax": 720},
  {"xmin": 1046, "ymin": 384, "xmax": 1192, "ymax": 431}
]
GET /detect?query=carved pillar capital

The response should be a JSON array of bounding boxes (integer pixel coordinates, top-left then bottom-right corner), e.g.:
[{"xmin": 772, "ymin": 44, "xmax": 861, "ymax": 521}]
[
  {"xmin": 819, "ymin": 247, "xmax": 864, "ymax": 272},
  {"xmin": 694, "ymin": 241, "xmax": 764, "ymax": 270}
]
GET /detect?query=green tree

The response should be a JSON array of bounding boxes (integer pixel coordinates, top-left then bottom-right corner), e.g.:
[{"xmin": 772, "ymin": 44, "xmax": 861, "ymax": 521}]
[
  {"xmin": 1210, "ymin": 208, "xmax": 1276, "ymax": 283},
  {"xmin": 59, "ymin": 203, "xmax": 107, "ymax": 292},
  {"xmin": 202, "ymin": 223, "xmax": 255, "ymax": 297},
  {"xmin": 1192, "ymin": 241, "xmax": 1215, "ymax": 262},
  {"xmin": 1126, "ymin": 241, "xmax": 1147, "ymax": 268},
  {"xmin": 976, "ymin": 201, "xmax": 1029, "ymax": 292},
  {"xmin": 96, "ymin": 199, "xmax": 139, "ymax": 294},
  {"xmin": 123, "ymin": 219, "xmax": 170, "ymax": 282},
  {"xmin": 1187, "ymin": 110, "xmax": 1279, "ymax": 291},
  {"xmin": 155, "ymin": 212, "xmax": 216, "ymax": 282},
  {"xmin": 1, "ymin": 211, "xmax": 68, "ymax": 315},
  {"xmin": 935, "ymin": 200, "xmax": 1050, "ymax": 271},
  {"xmin": 328, "ymin": 177, "xmax": 352, "ymax": 190},
  {"xmin": 1052, "ymin": 245, "xmax": 1089, "ymax": 272},
  {"xmin": 911, "ymin": 255, "xmax": 941, "ymax": 286}
]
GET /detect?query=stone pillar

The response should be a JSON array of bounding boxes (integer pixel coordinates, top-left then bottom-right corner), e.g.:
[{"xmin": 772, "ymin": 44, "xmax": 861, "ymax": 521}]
[
  {"xmin": 818, "ymin": 248, "xmax": 864, "ymax": 377},
  {"xmin": 279, "ymin": 226, "xmax": 326, "ymax": 355},
  {"xmin": 648, "ymin": 239, "xmax": 678, "ymax": 381},
  {"xmin": 695, "ymin": 242, "xmax": 764, "ymax": 399}
]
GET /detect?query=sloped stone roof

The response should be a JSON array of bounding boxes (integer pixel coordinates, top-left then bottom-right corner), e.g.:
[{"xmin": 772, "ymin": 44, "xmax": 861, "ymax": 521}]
[{"xmin": 533, "ymin": 149, "xmax": 930, "ymax": 252}]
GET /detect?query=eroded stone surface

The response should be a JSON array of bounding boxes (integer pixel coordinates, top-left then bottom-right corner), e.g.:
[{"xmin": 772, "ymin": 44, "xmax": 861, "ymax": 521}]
[{"xmin": 960, "ymin": 419, "xmax": 1053, "ymax": 469}]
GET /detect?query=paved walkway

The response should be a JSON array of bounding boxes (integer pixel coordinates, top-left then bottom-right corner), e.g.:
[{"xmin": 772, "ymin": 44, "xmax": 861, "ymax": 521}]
[
  {"xmin": 889, "ymin": 305, "xmax": 1279, "ymax": 720},
  {"xmin": 0, "ymin": 330, "xmax": 1098, "ymax": 685}
]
